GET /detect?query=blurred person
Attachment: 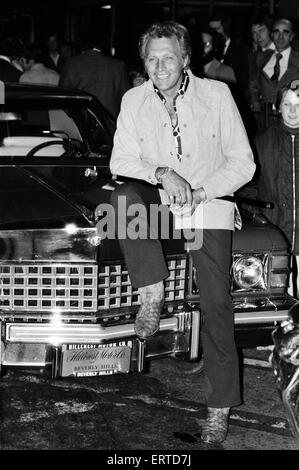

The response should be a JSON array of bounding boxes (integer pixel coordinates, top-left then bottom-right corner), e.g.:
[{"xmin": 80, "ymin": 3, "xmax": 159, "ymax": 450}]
[
  {"xmin": 201, "ymin": 28, "xmax": 236, "ymax": 83},
  {"xmin": 43, "ymin": 33, "xmax": 63, "ymax": 72},
  {"xmin": 209, "ymin": 13, "xmax": 250, "ymax": 97},
  {"xmin": 59, "ymin": 31, "xmax": 131, "ymax": 119},
  {"xmin": 252, "ymin": 80, "xmax": 299, "ymax": 297},
  {"xmin": 200, "ymin": 28, "xmax": 257, "ymax": 141},
  {"xmin": 109, "ymin": 21, "xmax": 255, "ymax": 443},
  {"xmin": 19, "ymin": 44, "xmax": 60, "ymax": 85},
  {"xmin": 129, "ymin": 69, "xmax": 146, "ymax": 87}
]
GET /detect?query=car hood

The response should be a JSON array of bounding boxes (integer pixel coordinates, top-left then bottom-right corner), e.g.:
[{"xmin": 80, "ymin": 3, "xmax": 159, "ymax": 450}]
[
  {"xmin": 0, "ymin": 166, "xmax": 288, "ymax": 257},
  {"xmin": 0, "ymin": 165, "xmax": 113, "ymax": 229},
  {"xmin": 233, "ymin": 220, "xmax": 288, "ymax": 252}
]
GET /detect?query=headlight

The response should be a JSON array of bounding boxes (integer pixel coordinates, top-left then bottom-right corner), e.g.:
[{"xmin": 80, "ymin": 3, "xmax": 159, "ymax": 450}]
[{"xmin": 233, "ymin": 255, "xmax": 267, "ymax": 290}]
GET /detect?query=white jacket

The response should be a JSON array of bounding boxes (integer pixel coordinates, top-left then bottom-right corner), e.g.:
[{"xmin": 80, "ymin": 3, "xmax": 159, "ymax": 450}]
[{"xmin": 110, "ymin": 70, "xmax": 255, "ymax": 229}]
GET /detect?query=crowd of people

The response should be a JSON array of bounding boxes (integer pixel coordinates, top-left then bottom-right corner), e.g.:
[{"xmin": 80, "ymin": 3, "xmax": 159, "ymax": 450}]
[
  {"xmin": 1, "ymin": 14, "xmax": 299, "ymax": 133},
  {"xmin": 1, "ymin": 11, "xmax": 299, "ymax": 445}
]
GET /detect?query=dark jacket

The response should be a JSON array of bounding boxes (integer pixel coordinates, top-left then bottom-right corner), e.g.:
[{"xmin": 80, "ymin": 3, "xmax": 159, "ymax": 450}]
[
  {"xmin": 42, "ymin": 53, "xmax": 65, "ymax": 73},
  {"xmin": 0, "ymin": 58, "xmax": 21, "ymax": 82},
  {"xmin": 59, "ymin": 50, "xmax": 131, "ymax": 119},
  {"xmin": 248, "ymin": 48, "xmax": 274, "ymax": 106},
  {"xmin": 223, "ymin": 39, "xmax": 250, "ymax": 97},
  {"xmin": 252, "ymin": 48, "xmax": 299, "ymax": 106},
  {"xmin": 255, "ymin": 122, "xmax": 299, "ymax": 254}
]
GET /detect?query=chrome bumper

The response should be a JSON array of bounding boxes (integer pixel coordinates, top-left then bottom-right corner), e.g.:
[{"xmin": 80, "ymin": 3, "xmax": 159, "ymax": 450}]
[
  {"xmin": 0, "ymin": 309, "xmax": 201, "ymax": 374},
  {"xmin": 234, "ymin": 308, "xmax": 291, "ymax": 325}
]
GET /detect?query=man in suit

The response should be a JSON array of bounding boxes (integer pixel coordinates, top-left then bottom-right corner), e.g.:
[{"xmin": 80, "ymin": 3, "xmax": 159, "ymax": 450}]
[
  {"xmin": 251, "ymin": 17, "xmax": 299, "ymax": 118},
  {"xmin": 209, "ymin": 13, "xmax": 250, "ymax": 98},
  {"xmin": 248, "ymin": 15, "xmax": 275, "ymax": 133},
  {"xmin": 59, "ymin": 33, "xmax": 131, "ymax": 119},
  {"xmin": 42, "ymin": 34, "xmax": 64, "ymax": 73}
]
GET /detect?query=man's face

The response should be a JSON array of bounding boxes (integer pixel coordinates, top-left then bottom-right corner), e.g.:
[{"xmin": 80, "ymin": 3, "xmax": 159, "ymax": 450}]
[
  {"xmin": 251, "ymin": 24, "xmax": 271, "ymax": 49},
  {"xmin": 272, "ymin": 20, "xmax": 294, "ymax": 52},
  {"xmin": 48, "ymin": 35, "xmax": 58, "ymax": 52},
  {"xmin": 144, "ymin": 36, "xmax": 187, "ymax": 99},
  {"xmin": 280, "ymin": 89, "xmax": 299, "ymax": 128},
  {"xmin": 209, "ymin": 20, "xmax": 224, "ymax": 37}
]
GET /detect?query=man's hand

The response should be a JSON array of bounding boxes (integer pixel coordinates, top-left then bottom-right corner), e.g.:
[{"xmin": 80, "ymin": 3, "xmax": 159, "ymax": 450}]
[
  {"xmin": 170, "ymin": 187, "xmax": 207, "ymax": 217},
  {"xmin": 160, "ymin": 169, "xmax": 193, "ymax": 206}
]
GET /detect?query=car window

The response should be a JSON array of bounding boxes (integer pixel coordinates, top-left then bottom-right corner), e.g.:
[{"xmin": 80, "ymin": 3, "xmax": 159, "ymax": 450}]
[
  {"xmin": 0, "ymin": 104, "xmax": 84, "ymax": 157},
  {"xmin": 83, "ymin": 108, "xmax": 114, "ymax": 153}
]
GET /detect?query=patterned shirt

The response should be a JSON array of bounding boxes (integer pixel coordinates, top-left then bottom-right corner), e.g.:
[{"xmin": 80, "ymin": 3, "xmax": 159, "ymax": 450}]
[{"xmin": 153, "ymin": 70, "xmax": 189, "ymax": 162}]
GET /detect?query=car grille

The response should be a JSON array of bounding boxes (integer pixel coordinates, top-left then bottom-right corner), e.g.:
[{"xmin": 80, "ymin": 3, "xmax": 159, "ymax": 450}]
[
  {"xmin": 98, "ymin": 257, "xmax": 187, "ymax": 310},
  {"xmin": 0, "ymin": 264, "xmax": 98, "ymax": 312},
  {"xmin": 0, "ymin": 256, "xmax": 187, "ymax": 313}
]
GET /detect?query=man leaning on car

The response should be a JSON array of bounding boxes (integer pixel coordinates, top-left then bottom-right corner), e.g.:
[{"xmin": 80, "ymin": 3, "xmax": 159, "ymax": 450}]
[{"xmin": 109, "ymin": 21, "xmax": 255, "ymax": 444}]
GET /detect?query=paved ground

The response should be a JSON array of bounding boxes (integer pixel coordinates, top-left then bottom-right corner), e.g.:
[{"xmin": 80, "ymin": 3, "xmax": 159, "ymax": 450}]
[{"xmin": 0, "ymin": 347, "xmax": 298, "ymax": 458}]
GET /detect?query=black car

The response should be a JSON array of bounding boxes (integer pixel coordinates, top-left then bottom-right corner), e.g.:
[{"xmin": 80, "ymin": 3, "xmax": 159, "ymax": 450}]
[{"xmin": 0, "ymin": 83, "xmax": 296, "ymax": 379}]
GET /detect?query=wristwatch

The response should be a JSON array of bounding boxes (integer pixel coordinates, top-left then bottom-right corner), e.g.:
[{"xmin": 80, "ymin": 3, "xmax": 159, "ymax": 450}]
[
  {"xmin": 155, "ymin": 166, "xmax": 174, "ymax": 184},
  {"xmin": 195, "ymin": 187, "xmax": 207, "ymax": 202}
]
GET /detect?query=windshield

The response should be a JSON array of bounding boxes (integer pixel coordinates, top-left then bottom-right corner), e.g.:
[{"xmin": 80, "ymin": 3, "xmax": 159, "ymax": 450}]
[{"xmin": 0, "ymin": 99, "xmax": 114, "ymax": 156}]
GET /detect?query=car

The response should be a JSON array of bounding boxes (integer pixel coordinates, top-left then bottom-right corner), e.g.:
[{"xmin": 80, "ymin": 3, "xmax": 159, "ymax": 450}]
[{"xmin": 0, "ymin": 83, "xmax": 296, "ymax": 379}]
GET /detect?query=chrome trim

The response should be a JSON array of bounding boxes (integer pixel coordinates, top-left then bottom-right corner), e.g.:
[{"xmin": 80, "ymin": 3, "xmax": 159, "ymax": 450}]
[
  {"xmin": 98, "ymin": 257, "xmax": 186, "ymax": 310},
  {"xmin": 137, "ymin": 340, "xmax": 145, "ymax": 373},
  {"xmin": 0, "ymin": 262, "xmax": 98, "ymax": 313},
  {"xmin": 291, "ymin": 135, "xmax": 296, "ymax": 252},
  {"xmin": 5, "ymin": 317, "xmax": 179, "ymax": 344},
  {"xmin": 189, "ymin": 310, "xmax": 201, "ymax": 360},
  {"xmin": 2, "ymin": 360, "xmax": 46, "ymax": 367},
  {"xmin": 0, "ymin": 228, "xmax": 97, "ymax": 262},
  {"xmin": 52, "ymin": 346, "xmax": 60, "ymax": 378},
  {"xmin": 232, "ymin": 253, "xmax": 268, "ymax": 292},
  {"xmin": 234, "ymin": 309, "xmax": 289, "ymax": 324}
]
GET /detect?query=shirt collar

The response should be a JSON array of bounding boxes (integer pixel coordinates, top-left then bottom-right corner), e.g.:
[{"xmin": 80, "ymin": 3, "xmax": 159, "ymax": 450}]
[
  {"xmin": 276, "ymin": 46, "xmax": 291, "ymax": 57},
  {"xmin": 153, "ymin": 69, "xmax": 190, "ymax": 104},
  {"xmin": 144, "ymin": 69, "xmax": 212, "ymax": 112}
]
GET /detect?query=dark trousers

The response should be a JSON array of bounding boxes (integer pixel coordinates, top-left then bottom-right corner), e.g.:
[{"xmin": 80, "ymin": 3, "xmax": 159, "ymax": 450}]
[{"xmin": 110, "ymin": 182, "xmax": 241, "ymax": 407}]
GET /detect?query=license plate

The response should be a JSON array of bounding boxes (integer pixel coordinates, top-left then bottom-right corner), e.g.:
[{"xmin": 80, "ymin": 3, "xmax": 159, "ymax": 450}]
[{"xmin": 60, "ymin": 341, "xmax": 132, "ymax": 377}]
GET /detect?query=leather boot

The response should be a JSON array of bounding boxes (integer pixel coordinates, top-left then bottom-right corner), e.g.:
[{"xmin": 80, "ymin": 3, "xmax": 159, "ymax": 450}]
[
  {"xmin": 201, "ymin": 407, "xmax": 230, "ymax": 444},
  {"xmin": 134, "ymin": 281, "xmax": 164, "ymax": 339}
]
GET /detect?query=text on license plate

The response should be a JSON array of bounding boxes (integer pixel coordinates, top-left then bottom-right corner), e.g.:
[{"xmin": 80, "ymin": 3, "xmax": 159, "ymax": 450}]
[{"xmin": 61, "ymin": 341, "xmax": 132, "ymax": 377}]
